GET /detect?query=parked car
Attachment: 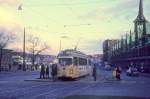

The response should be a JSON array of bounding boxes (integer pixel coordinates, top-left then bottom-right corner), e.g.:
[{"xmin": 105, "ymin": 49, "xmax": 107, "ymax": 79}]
[
  {"xmin": 126, "ymin": 67, "xmax": 139, "ymax": 77},
  {"xmin": 104, "ymin": 63, "xmax": 111, "ymax": 71}
]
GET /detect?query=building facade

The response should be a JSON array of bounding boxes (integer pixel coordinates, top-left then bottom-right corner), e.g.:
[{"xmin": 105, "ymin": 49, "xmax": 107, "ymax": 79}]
[
  {"xmin": 103, "ymin": 40, "xmax": 119, "ymax": 62},
  {"xmin": 103, "ymin": 0, "xmax": 150, "ymax": 73},
  {"xmin": 0, "ymin": 49, "xmax": 13, "ymax": 71},
  {"xmin": 0, "ymin": 49, "xmax": 55, "ymax": 71}
]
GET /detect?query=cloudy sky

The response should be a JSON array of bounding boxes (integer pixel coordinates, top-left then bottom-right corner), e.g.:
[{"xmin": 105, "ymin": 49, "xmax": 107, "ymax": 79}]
[{"xmin": 0, "ymin": 0, "xmax": 150, "ymax": 55}]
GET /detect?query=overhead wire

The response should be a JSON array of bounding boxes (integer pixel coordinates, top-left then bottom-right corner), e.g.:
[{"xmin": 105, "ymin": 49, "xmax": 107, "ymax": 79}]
[
  {"xmin": 20, "ymin": 0, "xmax": 101, "ymax": 50},
  {"xmin": 24, "ymin": 0, "xmax": 101, "ymax": 7},
  {"xmin": 61, "ymin": 0, "xmax": 91, "ymax": 27},
  {"xmin": 21, "ymin": 5, "xmax": 71, "ymax": 34},
  {"xmin": 60, "ymin": 0, "xmax": 92, "ymax": 50}
]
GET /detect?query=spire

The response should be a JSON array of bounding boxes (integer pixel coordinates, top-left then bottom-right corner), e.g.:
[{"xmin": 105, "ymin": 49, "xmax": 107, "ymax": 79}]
[
  {"xmin": 121, "ymin": 36, "xmax": 124, "ymax": 51},
  {"xmin": 125, "ymin": 33, "xmax": 128, "ymax": 50},
  {"xmin": 138, "ymin": 0, "xmax": 143, "ymax": 18},
  {"xmin": 129, "ymin": 30, "xmax": 132, "ymax": 44},
  {"xmin": 134, "ymin": 0, "xmax": 147, "ymax": 22}
]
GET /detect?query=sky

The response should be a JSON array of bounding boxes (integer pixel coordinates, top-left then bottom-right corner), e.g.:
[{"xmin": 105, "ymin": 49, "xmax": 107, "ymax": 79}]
[{"xmin": 0, "ymin": 0, "xmax": 150, "ymax": 55}]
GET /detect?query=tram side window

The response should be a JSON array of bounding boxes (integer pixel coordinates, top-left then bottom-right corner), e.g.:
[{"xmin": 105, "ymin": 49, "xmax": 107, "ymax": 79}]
[
  {"xmin": 79, "ymin": 58, "xmax": 87, "ymax": 65},
  {"xmin": 73, "ymin": 57, "xmax": 78, "ymax": 65}
]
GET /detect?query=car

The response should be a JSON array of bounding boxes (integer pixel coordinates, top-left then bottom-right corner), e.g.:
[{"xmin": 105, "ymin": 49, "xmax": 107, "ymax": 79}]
[
  {"xmin": 104, "ymin": 64, "xmax": 111, "ymax": 71},
  {"xmin": 126, "ymin": 67, "xmax": 139, "ymax": 77}
]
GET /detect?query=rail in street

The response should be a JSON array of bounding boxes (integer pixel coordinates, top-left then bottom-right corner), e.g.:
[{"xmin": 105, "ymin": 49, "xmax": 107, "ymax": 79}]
[{"xmin": 0, "ymin": 66, "xmax": 150, "ymax": 99}]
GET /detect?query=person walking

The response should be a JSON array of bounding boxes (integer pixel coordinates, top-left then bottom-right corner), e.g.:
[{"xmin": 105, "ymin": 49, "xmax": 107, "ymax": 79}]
[
  {"xmin": 46, "ymin": 65, "xmax": 49, "ymax": 79},
  {"xmin": 51, "ymin": 64, "xmax": 58, "ymax": 81},
  {"xmin": 92, "ymin": 64, "xmax": 97, "ymax": 81}
]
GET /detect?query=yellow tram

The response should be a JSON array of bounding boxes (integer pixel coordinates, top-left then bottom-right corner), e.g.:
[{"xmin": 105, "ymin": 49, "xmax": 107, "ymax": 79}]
[{"xmin": 57, "ymin": 49, "xmax": 92, "ymax": 79}]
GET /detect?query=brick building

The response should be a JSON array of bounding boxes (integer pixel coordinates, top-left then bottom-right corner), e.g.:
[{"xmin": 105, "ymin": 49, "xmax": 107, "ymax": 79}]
[{"xmin": 103, "ymin": 0, "xmax": 150, "ymax": 73}]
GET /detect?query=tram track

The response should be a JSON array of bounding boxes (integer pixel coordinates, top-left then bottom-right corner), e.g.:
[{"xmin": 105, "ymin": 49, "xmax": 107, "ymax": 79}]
[
  {"xmin": 30, "ymin": 83, "xmax": 87, "ymax": 99},
  {"xmin": 0, "ymin": 82, "xmax": 51, "ymax": 94},
  {"xmin": 50, "ymin": 83, "xmax": 98, "ymax": 99},
  {"xmin": 0, "ymin": 80, "xmax": 86, "ymax": 99},
  {"xmin": 31, "ymin": 82, "xmax": 98, "ymax": 99}
]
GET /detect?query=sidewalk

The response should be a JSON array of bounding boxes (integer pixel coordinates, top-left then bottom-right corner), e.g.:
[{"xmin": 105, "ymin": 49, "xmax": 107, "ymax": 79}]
[
  {"xmin": 25, "ymin": 78, "xmax": 53, "ymax": 82},
  {"xmin": 140, "ymin": 73, "xmax": 150, "ymax": 78},
  {"xmin": 0, "ymin": 70, "xmax": 40, "ymax": 81},
  {"xmin": 0, "ymin": 70, "xmax": 39, "ymax": 74}
]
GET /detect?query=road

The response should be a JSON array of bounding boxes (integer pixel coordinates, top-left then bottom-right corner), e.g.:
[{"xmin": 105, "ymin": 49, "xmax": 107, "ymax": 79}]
[{"xmin": 0, "ymin": 66, "xmax": 150, "ymax": 99}]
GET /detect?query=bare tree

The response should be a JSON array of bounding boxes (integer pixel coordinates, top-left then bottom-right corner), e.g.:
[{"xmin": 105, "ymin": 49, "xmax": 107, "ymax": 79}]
[
  {"xmin": 0, "ymin": 32, "xmax": 14, "ymax": 71},
  {"xmin": 27, "ymin": 35, "xmax": 49, "ymax": 70}
]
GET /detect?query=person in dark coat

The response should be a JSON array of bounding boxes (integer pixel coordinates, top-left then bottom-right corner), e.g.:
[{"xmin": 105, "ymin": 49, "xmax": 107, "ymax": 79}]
[
  {"xmin": 92, "ymin": 65, "xmax": 97, "ymax": 81},
  {"xmin": 46, "ymin": 65, "xmax": 49, "ymax": 79},
  {"xmin": 51, "ymin": 64, "xmax": 57, "ymax": 81},
  {"xmin": 40, "ymin": 64, "xmax": 45, "ymax": 79},
  {"xmin": 115, "ymin": 66, "xmax": 121, "ymax": 80}
]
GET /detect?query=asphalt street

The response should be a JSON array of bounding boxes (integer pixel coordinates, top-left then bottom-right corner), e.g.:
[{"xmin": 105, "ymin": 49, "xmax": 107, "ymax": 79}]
[{"xmin": 0, "ymin": 67, "xmax": 150, "ymax": 99}]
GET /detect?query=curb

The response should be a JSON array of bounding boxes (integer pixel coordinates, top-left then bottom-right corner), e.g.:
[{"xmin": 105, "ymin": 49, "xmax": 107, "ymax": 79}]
[
  {"xmin": 24, "ymin": 79, "xmax": 52, "ymax": 82},
  {"xmin": 140, "ymin": 73, "xmax": 150, "ymax": 78}
]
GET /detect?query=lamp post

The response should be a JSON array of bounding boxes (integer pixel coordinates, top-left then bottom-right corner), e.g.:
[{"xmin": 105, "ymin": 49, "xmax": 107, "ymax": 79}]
[
  {"xmin": 18, "ymin": 5, "xmax": 26, "ymax": 71},
  {"xmin": 23, "ymin": 27, "xmax": 26, "ymax": 71}
]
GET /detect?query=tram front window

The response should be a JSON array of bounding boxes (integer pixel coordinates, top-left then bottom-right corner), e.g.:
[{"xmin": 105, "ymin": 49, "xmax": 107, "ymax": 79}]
[{"xmin": 59, "ymin": 58, "xmax": 72, "ymax": 66}]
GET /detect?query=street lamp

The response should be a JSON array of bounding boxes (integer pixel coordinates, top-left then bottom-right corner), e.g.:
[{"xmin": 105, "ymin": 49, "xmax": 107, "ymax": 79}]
[
  {"xmin": 23, "ymin": 27, "xmax": 26, "ymax": 71},
  {"xmin": 18, "ymin": 5, "xmax": 26, "ymax": 71}
]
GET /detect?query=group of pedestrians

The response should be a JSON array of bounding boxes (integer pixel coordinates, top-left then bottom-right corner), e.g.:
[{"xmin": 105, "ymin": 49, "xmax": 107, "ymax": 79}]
[
  {"xmin": 40, "ymin": 64, "xmax": 58, "ymax": 81},
  {"xmin": 92, "ymin": 65, "xmax": 122, "ymax": 81},
  {"xmin": 40, "ymin": 64, "xmax": 50, "ymax": 79}
]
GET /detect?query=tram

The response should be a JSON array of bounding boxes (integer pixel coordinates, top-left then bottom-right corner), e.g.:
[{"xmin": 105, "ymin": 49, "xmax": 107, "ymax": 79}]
[{"xmin": 57, "ymin": 49, "xmax": 93, "ymax": 79}]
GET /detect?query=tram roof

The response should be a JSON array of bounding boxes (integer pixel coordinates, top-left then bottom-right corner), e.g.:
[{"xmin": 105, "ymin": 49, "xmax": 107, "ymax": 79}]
[{"xmin": 57, "ymin": 49, "xmax": 87, "ymax": 58}]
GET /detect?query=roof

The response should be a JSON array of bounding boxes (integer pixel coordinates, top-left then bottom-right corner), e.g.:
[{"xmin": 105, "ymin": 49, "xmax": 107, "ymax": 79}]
[{"xmin": 58, "ymin": 49, "xmax": 87, "ymax": 58}]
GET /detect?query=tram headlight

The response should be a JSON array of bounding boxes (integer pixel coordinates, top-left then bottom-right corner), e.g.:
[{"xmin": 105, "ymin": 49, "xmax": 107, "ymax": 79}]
[{"xmin": 69, "ymin": 69, "xmax": 73, "ymax": 74}]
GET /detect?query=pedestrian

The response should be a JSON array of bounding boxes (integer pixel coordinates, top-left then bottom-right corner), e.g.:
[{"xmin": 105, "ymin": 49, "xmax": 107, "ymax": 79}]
[
  {"xmin": 40, "ymin": 65, "xmax": 42, "ymax": 79},
  {"xmin": 115, "ymin": 66, "xmax": 121, "ymax": 80},
  {"xmin": 51, "ymin": 64, "xmax": 58, "ymax": 81},
  {"xmin": 92, "ymin": 64, "xmax": 97, "ymax": 81},
  {"xmin": 113, "ymin": 69, "xmax": 116, "ymax": 78},
  {"xmin": 40, "ymin": 64, "xmax": 45, "ymax": 79},
  {"xmin": 9, "ymin": 64, "xmax": 11, "ymax": 71},
  {"xmin": 140, "ymin": 63, "xmax": 144, "ymax": 73},
  {"xmin": 46, "ymin": 65, "xmax": 49, "ymax": 79}
]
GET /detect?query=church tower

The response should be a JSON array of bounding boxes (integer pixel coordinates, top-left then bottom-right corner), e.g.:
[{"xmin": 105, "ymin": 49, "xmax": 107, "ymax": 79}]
[{"xmin": 134, "ymin": 0, "xmax": 148, "ymax": 45}]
